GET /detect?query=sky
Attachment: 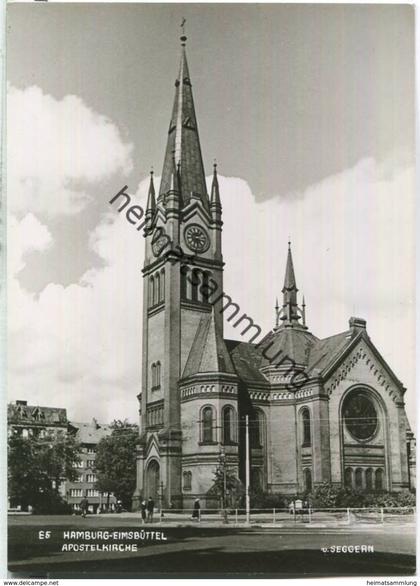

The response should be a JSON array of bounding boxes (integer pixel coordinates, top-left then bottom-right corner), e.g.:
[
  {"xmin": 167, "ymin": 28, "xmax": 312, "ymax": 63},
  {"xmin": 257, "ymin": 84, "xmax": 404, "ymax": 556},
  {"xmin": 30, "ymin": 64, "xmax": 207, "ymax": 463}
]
[{"xmin": 6, "ymin": 3, "xmax": 415, "ymax": 426}]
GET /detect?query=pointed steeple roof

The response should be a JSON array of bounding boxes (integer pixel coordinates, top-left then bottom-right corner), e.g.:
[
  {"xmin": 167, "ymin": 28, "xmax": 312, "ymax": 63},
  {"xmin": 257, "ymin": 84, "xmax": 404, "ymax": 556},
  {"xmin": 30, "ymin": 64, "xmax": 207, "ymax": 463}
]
[
  {"xmin": 210, "ymin": 161, "xmax": 221, "ymax": 208},
  {"xmin": 146, "ymin": 170, "xmax": 156, "ymax": 213},
  {"xmin": 277, "ymin": 242, "xmax": 306, "ymax": 328},
  {"xmin": 159, "ymin": 35, "xmax": 209, "ymax": 210},
  {"xmin": 183, "ymin": 309, "xmax": 236, "ymax": 377},
  {"xmin": 282, "ymin": 241, "xmax": 297, "ymax": 293}
]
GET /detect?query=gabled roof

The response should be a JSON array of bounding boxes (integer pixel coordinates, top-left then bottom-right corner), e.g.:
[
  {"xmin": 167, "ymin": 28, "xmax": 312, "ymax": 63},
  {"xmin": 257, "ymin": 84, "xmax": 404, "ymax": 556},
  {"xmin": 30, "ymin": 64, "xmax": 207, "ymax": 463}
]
[
  {"xmin": 306, "ymin": 330, "xmax": 351, "ymax": 374},
  {"xmin": 183, "ymin": 310, "xmax": 236, "ymax": 378},
  {"xmin": 318, "ymin": 328, "xmax": 405, "ymax": 390},
  {"xmin": 69, "ymin": 420, "xmax": 113, "ymax": 444},
  {"xmin": 224, "ymin": 320, "xmax": 405, "ymax": 391},
  {"xmin": 8, "ymin": 402, "xmax": 67, "ymax": 425}
]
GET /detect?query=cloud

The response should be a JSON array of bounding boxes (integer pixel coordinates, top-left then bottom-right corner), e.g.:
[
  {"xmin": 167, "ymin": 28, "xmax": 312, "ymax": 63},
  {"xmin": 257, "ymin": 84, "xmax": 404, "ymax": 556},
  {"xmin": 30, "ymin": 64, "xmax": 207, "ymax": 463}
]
[
  {"xmin": 7, "ymin": 180, "xmax": 150, "ymax": 422},
  {"xmin": 7, "ymin": 85, "xmax": 133, "ymax": 216},
  {"xmin": 220, "ymin": 158, "xmax": 415, "ymax": 422},
  {"xmin": 7, "ymin": 159, "xmax": 415, "ymax": 427},
  {"xmin": 8, "ymin": 213, "xmax": 53, "ymax": 276}
]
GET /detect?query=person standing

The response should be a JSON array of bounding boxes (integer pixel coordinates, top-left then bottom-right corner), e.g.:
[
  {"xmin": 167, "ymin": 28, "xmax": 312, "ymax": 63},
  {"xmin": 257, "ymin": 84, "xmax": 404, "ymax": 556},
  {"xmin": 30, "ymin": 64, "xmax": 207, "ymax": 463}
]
[
  {"xmin": 147, "ymin": 497, "xmax": 154, "ymax": 522},
  {"xmin": 191, "ymin": 498, "xmax": 200, "ymax": 521},
  {"xmin": 80, "ymin": 496, "xmax": 89, "ymax": 518},
  {"xmin": 140, "ymin": 500, "xmax": 147, "ymax": 524}
]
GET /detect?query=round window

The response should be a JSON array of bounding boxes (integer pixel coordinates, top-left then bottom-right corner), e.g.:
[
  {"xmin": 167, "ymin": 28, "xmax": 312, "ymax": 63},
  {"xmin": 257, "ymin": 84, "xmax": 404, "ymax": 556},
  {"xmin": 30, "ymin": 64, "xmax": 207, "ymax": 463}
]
[{"xmin": 342, "ymin": 391, "xmax": 378, "ymax": 441}]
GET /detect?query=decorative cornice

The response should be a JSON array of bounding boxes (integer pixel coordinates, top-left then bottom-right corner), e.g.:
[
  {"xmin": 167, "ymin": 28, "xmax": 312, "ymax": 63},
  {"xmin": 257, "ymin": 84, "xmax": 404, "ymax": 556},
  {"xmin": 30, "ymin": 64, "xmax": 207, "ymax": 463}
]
[
  {"xmin": 249, "ymin": 391, "xmax": 270, "ymax": 402},
  {"xmin": 180, "ymin": 372, "xmax": 238, "ymax": 386},
  {"xmin": 324, "ymin": 343, "xmax": 403, "ymax": 403},
  {"xmin": 180, "ymin": 382, "xmax": 237, "ymax": 401},
  {"xmin": 247, "ymin": 385, "xmax": 325, "ymax": 404}
]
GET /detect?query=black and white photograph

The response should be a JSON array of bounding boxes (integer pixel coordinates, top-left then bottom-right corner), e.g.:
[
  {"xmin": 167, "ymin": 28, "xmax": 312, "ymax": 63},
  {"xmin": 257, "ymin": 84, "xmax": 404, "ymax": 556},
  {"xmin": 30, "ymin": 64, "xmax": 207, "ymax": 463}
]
[{"xmin": 5, "ymin": 2, "xmax": 416, "ymax": 580}]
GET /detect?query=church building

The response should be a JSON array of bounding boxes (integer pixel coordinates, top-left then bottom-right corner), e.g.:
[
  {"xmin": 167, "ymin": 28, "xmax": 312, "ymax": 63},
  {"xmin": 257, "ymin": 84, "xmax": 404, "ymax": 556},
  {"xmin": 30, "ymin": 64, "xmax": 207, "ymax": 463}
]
[{"xmin": 133, "ymin": 34, "xmax": 413, "ymax": 509}]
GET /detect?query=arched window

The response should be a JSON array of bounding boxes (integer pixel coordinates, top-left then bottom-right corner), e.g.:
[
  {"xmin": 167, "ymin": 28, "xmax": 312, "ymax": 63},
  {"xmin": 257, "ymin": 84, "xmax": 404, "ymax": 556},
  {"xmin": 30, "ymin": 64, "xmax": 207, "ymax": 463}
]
[
  {"xmin": 151, "ymin": 363, "xmax": 161, "ymax": 390},
  {"xmin": 365, "ymin": 468, "xmax": 373, "ymax": 490},
  {"xmin": 250, "ymin": 410, "xmax": 265, "ymax": 448},
  {"xmin": 180, "ymin": 265, "xmax": 188, "ymax": 299},
  {"xmin": 344, "ymin": 467, "xmax": 353, "ymax": 488},
  {"xmin": 191, "ymin": 269, "xmax": 200, "ymax": 302},
  {"xmin": 160, "ymin": 269, "xmax": 165, "ymax": 302},
  {"xmin": 222, "ymin": 405, "xmax": 235, "ymax": 444},
  {"xmin": 304, "ymin": 468, "xmax": 312, "ymax": 492},
  {"xmin": 183, "ymin": 471, "xmax": 192, "ymax": 491},
  {"xmin": 149, "ymin": 276, "xmax": 154, "ymax": 307},
  {"xmin": 155, "ymin": 361, "xmax": 161, "ymax": 389},
  {"xmin": 301, "ymin": 408, "xmax": 311, "ymax": 447},
  {"xmin": 201, "ymin": 406, "xmax": 214, "ymax": 443},
  {"xmin": 375, "ymin": 468, "xmax": 384, "ymax": 490},
  {"xmin": 155, "ymin": 272, "xmax": 160, "ymax": 305},
  {"xmin": 202, "ymin": 271, "xmax": 210, "ymax": 303},
  {"xmin": 151, "ymin": 363, "xmax": 156, "ymax": 388},
  {"xmin": 355, "ymin": 468, "xmax": 363, "ymax": 490}
]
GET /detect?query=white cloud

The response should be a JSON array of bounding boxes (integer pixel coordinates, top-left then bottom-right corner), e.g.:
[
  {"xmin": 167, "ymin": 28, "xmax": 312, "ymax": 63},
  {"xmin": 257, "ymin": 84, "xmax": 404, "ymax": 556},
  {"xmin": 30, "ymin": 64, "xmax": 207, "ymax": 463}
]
[
  {"xmin": 7, "ymin": 159, "xmax": 415, "ymax": 427},
  {"xmin": 220, "ymin": 158, "xmax": 415, "ymax": 423},
  {"xmin": 7, "ymin": 180, "xmax": 150, "ymax": 422},
  {"xmin": 7, "ymin": 85, "xmax": 133, "ymax": 216},
  {"xmin": 8, "ymin": 213, "xmax": 53, "ymax": 276}
]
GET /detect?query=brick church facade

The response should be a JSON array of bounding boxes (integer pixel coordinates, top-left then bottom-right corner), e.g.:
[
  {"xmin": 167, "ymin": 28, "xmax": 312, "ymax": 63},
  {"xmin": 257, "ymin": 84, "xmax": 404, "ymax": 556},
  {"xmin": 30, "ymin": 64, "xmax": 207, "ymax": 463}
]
[{"xmin": 133, "ymin": 35, "xmax": 414, "ymax": 509}]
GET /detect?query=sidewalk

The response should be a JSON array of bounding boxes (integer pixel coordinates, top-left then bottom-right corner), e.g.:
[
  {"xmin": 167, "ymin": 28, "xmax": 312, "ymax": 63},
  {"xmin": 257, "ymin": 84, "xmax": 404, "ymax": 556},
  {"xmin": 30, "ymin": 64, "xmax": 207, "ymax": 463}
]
[{"xmin": 94, "ymin": 512, "xmax": 415, "ymax": 530}]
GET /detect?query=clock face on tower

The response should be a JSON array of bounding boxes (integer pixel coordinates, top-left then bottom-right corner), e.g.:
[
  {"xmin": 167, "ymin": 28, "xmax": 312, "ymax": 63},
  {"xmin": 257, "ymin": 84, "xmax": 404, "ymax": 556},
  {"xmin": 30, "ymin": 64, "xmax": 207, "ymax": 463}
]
[{"xmin": 184, "ymin": 223, "xmax": 210, "ymax": 253}]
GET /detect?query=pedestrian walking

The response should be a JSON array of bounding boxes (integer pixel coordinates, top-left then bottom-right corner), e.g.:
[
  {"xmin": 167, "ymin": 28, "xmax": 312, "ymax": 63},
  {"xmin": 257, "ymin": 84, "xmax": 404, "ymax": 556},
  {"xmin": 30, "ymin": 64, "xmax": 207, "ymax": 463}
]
[
  {"xmin": 147, "ymin": 497, "xmax": 154, "ymax": 522},
  {"xmin": 191, "ymin": 498, "xmax": 200, "ymax": 521},
  {"xmin": 80, "ymin": 496, "xmax": 89, "ymax": 518},
  {"xmin": 140, "ymin": 500, "xmax": 147, "ymax": 524}
]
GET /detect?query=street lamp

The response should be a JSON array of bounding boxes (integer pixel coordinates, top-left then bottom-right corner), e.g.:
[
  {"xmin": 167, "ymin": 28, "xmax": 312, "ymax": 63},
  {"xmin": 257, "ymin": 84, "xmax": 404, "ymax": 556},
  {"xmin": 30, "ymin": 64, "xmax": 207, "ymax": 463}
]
[
  {"xmin": 219, "ymin": 448, "xmax": 228, "ymax": 523},
  {"xmin": 159, "ymin": 481, "xmax": 164, "ymax": 512},
  {"xmin": 219, "ymin": 449, "xmax": 227, "ymax": 508}
]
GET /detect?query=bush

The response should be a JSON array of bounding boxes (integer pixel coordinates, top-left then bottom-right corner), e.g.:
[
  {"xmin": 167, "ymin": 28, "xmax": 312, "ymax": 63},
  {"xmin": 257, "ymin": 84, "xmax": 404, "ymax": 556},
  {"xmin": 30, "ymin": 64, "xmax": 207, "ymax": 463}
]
[
  {"xmin": 250, "ymin": 492, "xmax": 288, "ymax": 509},
  {"xmin": 245, "ymin": 483, "xmax": 416, "ymax": 510},
  {"xmin": 307, "ymin": 482, "xmax": 416, "ymax": 509},
  {"xmin": 32, "ymin": 491, "xmax": 72, "ymax": 515},
  {"xmin": 307, "ymin": 483, "xmax": 343, "ymax": 508}
]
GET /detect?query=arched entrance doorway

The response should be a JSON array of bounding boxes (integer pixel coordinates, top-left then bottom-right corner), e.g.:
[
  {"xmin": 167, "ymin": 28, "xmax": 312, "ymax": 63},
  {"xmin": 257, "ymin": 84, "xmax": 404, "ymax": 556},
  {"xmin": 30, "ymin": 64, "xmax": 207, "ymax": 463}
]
[{"xmin": 146, "ymin": 459, "xmax": 160, "ymax": 501}]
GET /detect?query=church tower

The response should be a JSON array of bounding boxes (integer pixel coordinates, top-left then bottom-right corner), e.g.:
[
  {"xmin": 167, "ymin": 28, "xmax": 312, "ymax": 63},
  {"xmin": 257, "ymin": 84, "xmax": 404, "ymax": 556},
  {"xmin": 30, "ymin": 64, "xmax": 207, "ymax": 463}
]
[{"xmin": 134, "ymin": 32, "xmax": 230, "ymax": 509}]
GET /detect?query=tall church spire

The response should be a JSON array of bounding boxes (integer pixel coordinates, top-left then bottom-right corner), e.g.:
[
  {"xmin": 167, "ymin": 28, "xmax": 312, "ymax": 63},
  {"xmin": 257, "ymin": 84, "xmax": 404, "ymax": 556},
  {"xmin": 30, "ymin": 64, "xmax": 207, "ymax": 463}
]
[
  {"xmin": 159, "ymin": 32, "xmax": 209, "ymax": 210},
  {"xmin": 282, "ymin": 241, "xmax": 298, "ymax": 305},
  {"xmin": 210, "ymin": 161, "xmax": 221, "ymax": 208},
  {"xmin": 145, "ymin": 169, "xmax": 156, "ymax": 224},
  {"xmin": 275, "ymin": 242, "xmax": 307, "ymax": 329}
]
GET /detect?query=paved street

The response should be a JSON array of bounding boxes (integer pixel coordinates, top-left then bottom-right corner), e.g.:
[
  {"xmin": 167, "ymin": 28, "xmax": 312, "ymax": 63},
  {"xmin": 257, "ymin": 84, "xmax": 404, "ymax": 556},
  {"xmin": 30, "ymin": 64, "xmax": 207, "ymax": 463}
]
[{"xmin": 8, "ymin": 515, "xmax": 416, "ymax": 578}]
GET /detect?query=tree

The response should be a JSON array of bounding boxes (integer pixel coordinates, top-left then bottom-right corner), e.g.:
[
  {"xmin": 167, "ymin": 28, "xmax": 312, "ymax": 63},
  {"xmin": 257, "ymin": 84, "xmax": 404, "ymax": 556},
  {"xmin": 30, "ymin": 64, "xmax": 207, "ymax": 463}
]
[
  {"xmin": 211, "ymin": 456, "xmax": 244, "ymax": 508},
  {"xmin": 94, "ymin": 420, "xmax": 139, "ymax": 510},
  {"xmin": 8, "ymin": 430, "xmax": 80, "ymax": 513}
]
